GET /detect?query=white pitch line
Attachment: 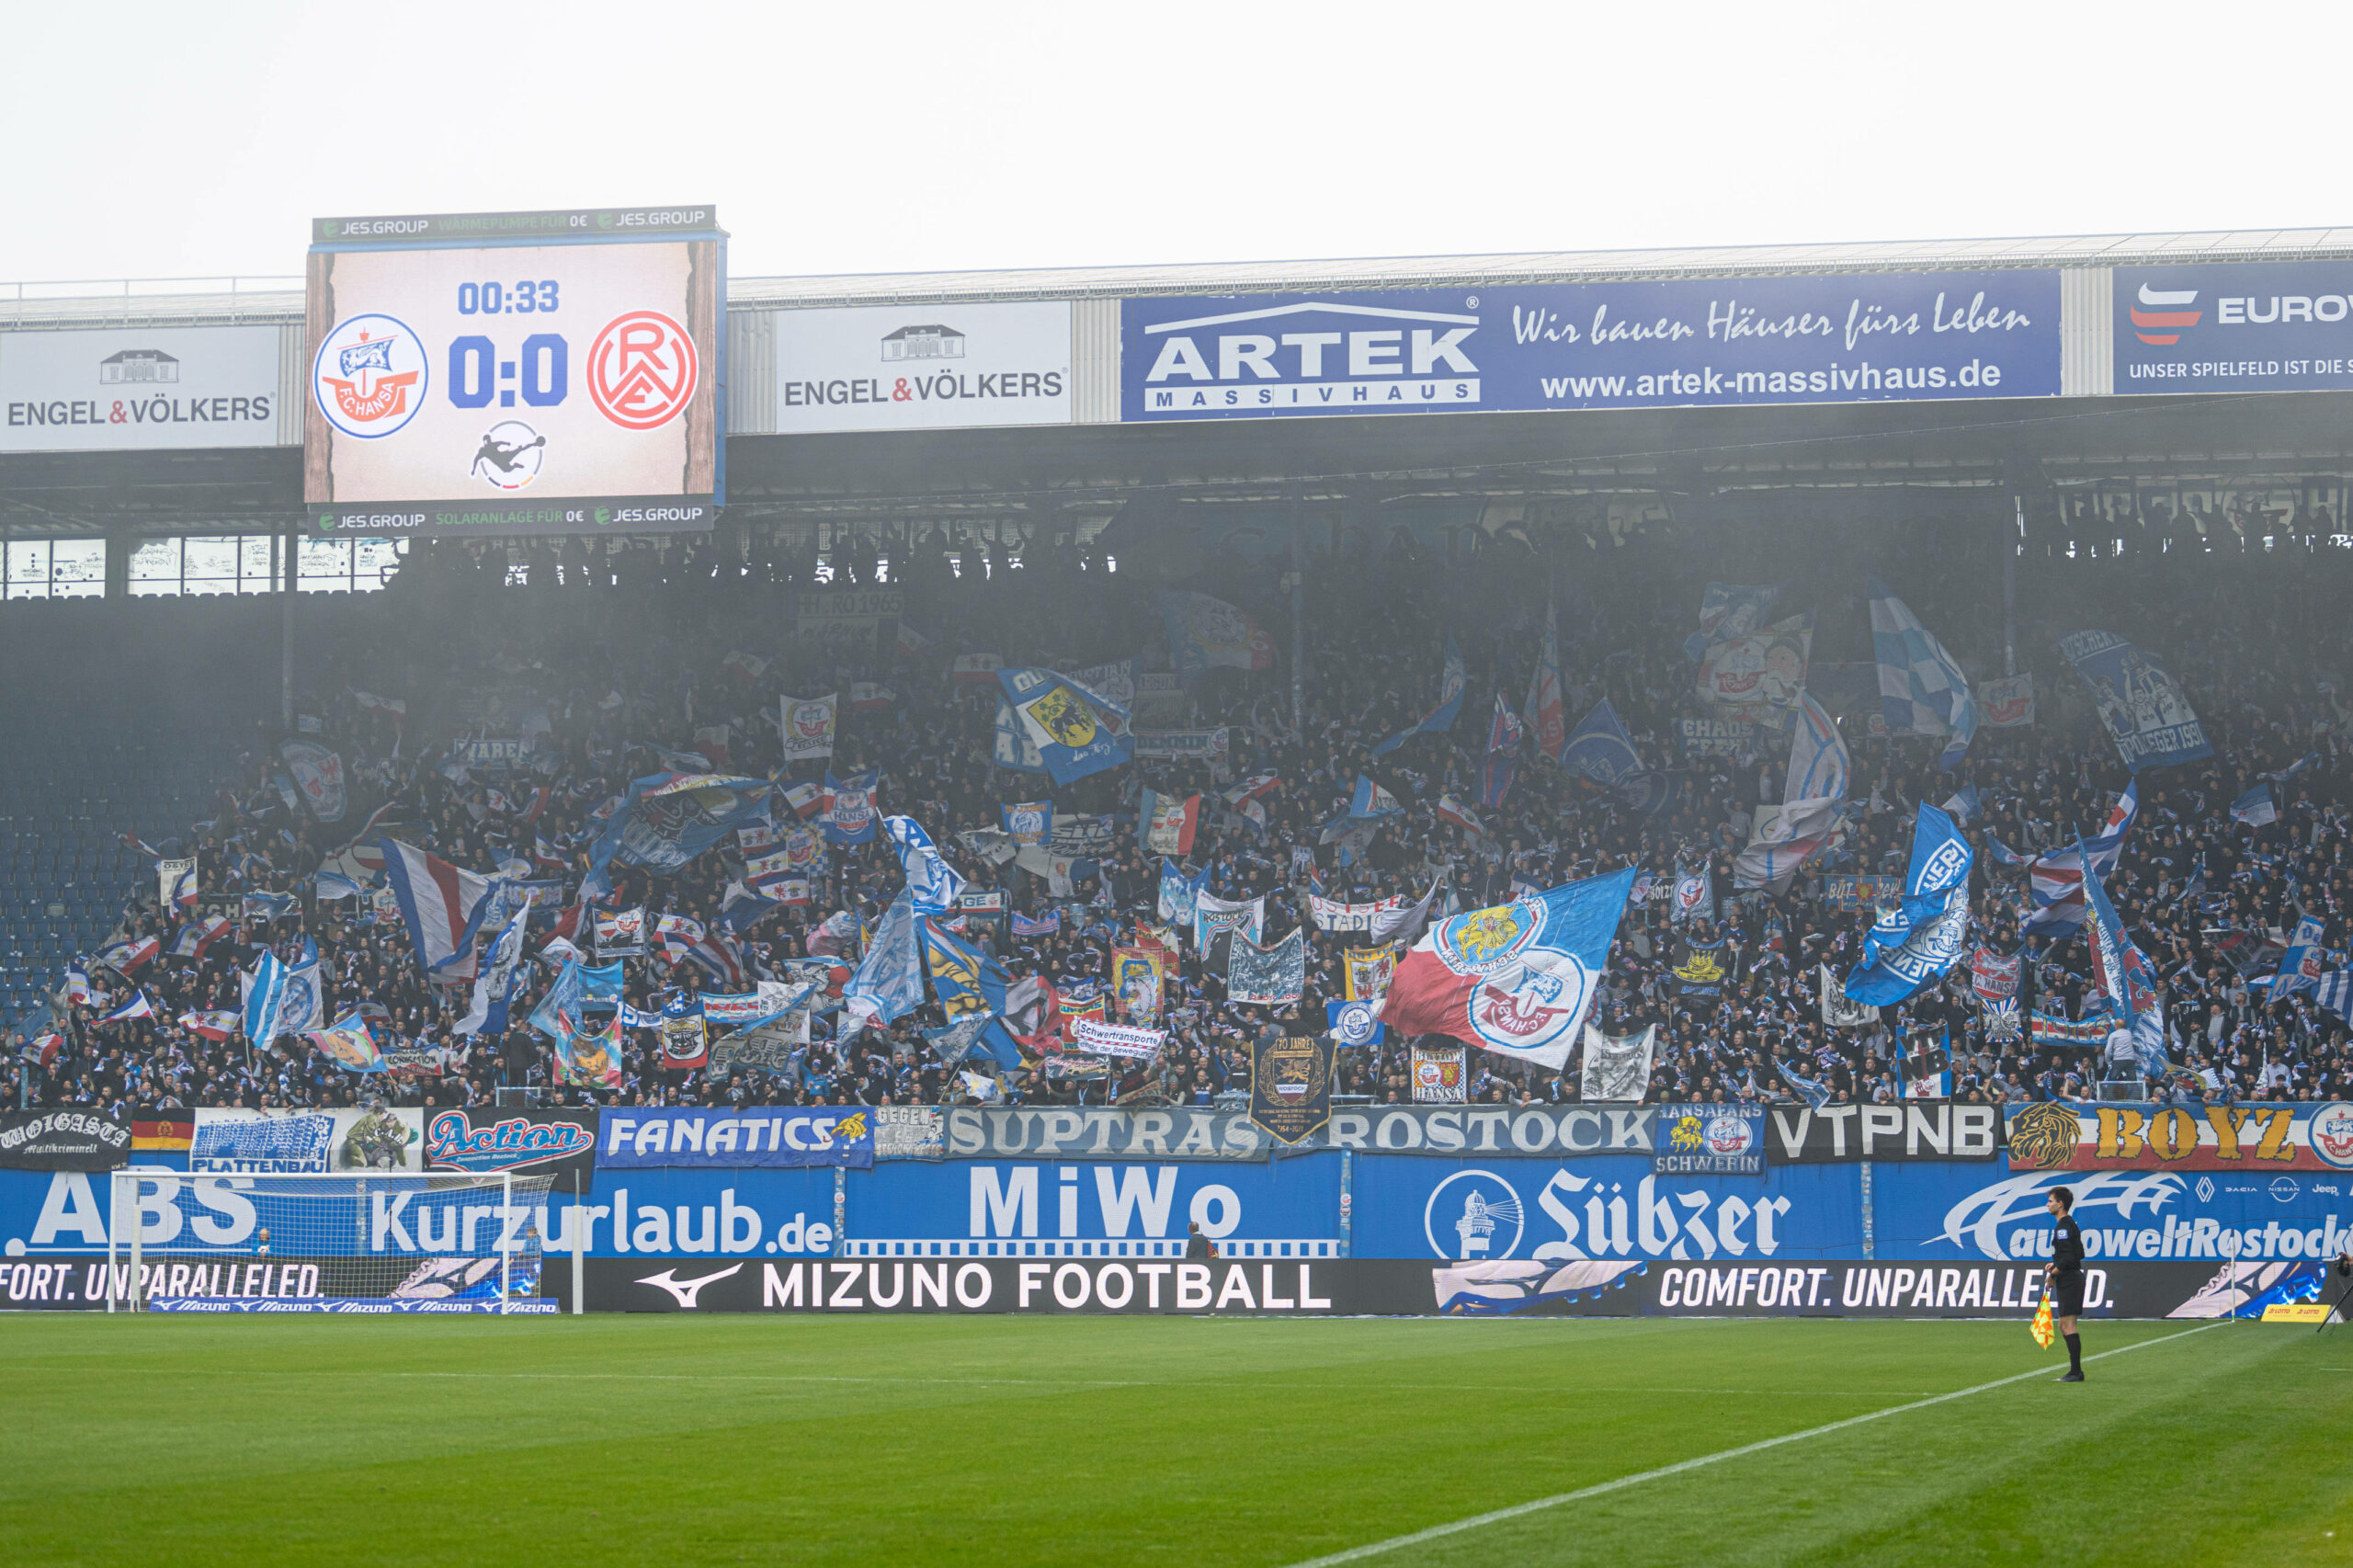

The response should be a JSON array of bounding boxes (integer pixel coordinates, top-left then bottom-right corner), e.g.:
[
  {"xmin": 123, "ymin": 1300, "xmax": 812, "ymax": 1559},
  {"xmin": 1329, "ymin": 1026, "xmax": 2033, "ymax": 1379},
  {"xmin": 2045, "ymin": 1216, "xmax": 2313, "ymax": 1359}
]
[{"xmin": 1280, "ymin": 1322, "xmax": 2231, "ymax": 1568}]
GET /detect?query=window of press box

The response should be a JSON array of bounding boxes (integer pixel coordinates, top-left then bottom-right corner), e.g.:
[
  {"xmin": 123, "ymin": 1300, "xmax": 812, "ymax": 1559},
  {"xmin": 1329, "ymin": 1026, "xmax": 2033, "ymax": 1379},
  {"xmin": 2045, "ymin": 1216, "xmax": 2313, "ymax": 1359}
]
[
  {"xmin": 3, "ymin": 539, "xmax": 106, "ymax": 599},
  {"xmin": 121, "ymin": 535, "xmax": 406, "ymax": 596}
]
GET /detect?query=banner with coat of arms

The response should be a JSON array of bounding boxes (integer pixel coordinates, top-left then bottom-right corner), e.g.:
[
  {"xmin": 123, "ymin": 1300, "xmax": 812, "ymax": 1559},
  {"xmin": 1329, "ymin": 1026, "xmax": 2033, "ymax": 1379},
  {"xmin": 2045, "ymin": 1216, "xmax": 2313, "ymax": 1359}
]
[
  {"xmin": 1410, "ymin": 1043, "xmax": 1467, "ymax": 1103},
  {"xmin": 1381, "ymin": 869, "xmax": 1635, "ymax": 1072},
  {"xmin": 1248, "ymin": 1034, "xmax": 1333, "ymax": 1143},
  {"xmin": 779, "ymin": 694, "xmax": 839, "ymax": 761}
]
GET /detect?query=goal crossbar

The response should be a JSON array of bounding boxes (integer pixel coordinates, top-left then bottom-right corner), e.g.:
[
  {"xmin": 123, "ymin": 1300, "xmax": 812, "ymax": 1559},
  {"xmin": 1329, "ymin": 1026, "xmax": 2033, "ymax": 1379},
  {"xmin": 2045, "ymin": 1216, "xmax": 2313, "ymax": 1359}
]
[{"xmin": 104, "ymin": 1166, "xmax": 571, "ymax": 1315}]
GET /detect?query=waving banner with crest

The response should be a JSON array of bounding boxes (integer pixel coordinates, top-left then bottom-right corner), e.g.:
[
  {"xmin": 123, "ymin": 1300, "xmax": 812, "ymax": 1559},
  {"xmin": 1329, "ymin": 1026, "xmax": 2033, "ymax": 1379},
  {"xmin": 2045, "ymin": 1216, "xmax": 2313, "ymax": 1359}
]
[{"xmin": 1379, "ymin": 868, "xmax": 1636, "ymax": 1071}]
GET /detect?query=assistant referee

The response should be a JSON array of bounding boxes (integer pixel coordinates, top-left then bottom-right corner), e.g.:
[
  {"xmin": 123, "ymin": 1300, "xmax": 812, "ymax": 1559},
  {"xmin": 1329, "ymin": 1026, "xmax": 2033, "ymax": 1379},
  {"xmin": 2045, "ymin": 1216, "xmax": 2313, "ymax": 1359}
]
[{"xmin": 2044, "ymin": 1187, "xmax": 2086, "ymax": 1381}]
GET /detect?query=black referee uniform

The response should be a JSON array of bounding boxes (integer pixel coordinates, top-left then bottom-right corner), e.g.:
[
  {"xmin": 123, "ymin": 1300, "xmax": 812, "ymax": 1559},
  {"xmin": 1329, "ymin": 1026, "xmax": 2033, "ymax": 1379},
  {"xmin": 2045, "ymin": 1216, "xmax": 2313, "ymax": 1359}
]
[{"xmin": 2051, "ymin": 1209, "xmax": 2086, "ymax": 1380}]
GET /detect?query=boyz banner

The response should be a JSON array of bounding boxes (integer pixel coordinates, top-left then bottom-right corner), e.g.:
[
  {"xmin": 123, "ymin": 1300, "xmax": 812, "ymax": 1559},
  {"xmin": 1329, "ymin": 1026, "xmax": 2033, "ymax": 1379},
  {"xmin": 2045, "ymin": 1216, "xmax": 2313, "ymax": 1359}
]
[
  {"xmin": 2059, "ymin": 630, "xmax": 2213, "ymax": 772},
  {"xmin": 1121, "ymin": 272, "xmax": 2060, "ymax": 422}
]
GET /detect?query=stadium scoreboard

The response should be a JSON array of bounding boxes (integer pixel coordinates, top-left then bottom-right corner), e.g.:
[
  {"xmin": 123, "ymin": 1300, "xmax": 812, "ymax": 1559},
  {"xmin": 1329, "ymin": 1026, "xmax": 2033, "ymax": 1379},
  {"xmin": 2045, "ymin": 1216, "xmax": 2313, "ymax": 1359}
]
[{"xmin": 302, "ymin": 205, "xmax": 724, "ymax": 537}]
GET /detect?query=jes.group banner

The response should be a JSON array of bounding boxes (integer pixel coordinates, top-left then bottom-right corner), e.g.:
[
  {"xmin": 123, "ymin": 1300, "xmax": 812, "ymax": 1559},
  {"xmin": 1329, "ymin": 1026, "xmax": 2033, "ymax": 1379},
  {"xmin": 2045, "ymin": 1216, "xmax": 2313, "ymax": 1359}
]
[
  {"xmin": 1120, "ymin": 272, "xmax": 2059, "ymax": 422},
  {"xmin": 304, "ymin": 205, "xmax": 723, "ymax": 536}
]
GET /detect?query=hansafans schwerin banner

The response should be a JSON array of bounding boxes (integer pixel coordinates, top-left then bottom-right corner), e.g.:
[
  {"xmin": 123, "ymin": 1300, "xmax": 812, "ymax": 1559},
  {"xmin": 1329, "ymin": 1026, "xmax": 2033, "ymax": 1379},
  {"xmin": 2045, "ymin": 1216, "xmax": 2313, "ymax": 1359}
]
[{"xmin": 1381, "ymin": 868, "xmax": 1636, "ymax": 1070}]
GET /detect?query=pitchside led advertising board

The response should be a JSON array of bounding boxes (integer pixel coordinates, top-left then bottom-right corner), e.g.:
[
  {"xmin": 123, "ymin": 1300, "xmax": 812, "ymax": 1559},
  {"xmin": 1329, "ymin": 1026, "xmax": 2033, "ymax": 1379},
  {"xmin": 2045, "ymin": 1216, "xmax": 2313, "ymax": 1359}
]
[
  {"xmin": 1118, "ymin": 270, "xmax": 2061, "ymax": 422},
  {"xmin": 2114, "ymin": 259, "xmax": 2353, "ymax": 393},
  {"xmin": 773, "ymin": 302, "xmax": 1071, "ymax": 433},
  {"xmin": 0, "ymin": 325, "xmax": 282, "ymax": 452},
  {"xmin": 303, "ymin": 205, "xmax": 724, "ymax": 537}
]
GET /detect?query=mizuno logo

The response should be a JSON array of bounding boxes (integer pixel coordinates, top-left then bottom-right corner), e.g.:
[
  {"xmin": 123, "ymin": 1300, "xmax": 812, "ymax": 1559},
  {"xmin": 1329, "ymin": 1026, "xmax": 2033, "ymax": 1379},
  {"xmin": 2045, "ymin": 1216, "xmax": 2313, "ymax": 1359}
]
[{"xmin": 636, "ymin": 1264, "xmax": 744, "ymax": 1309}]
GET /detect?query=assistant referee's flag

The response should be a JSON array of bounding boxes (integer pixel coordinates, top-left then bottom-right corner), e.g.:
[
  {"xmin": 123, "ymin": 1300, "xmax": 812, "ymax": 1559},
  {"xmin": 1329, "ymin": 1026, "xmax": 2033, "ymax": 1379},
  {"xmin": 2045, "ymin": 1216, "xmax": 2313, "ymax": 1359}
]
[{"xmin": 2030, "ymin": 1292, "xmax": 2056, "ymax": 1348}]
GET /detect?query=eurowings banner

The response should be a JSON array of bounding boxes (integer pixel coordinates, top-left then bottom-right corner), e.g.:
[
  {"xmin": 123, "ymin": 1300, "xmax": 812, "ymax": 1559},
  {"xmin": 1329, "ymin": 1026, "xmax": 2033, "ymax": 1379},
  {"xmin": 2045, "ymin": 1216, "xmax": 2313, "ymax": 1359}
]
[
  {"xmin": 1120, "ymin": 272, "xmax": 2059, "ymax": 422},
  {"xmin": 1380, "ymin": 868, "xmax": 1636, "ymax": 1072},
  {"xmin": 2059, "ymin": 630, "xmax": 2213, "ymax": 772}
]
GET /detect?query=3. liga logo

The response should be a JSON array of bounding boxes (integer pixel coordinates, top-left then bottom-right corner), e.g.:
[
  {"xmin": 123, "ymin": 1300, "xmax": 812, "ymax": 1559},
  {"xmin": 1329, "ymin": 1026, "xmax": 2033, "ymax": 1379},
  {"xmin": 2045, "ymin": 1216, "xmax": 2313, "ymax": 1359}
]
[
  {"xmin": 588, "ymin": 310, "xmax": 698, "ymax": 430},
  {"xmin": 313, "ymin": 313, "xmax": 428, "ymax": 438}
]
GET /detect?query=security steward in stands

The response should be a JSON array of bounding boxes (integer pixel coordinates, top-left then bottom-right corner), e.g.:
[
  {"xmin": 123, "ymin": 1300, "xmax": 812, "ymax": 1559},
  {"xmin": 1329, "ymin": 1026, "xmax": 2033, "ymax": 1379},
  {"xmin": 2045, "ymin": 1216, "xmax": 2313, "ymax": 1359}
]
[{"xmin": 2045, "ymin": 1187, "xmax": 2086, "ymax": 1381}]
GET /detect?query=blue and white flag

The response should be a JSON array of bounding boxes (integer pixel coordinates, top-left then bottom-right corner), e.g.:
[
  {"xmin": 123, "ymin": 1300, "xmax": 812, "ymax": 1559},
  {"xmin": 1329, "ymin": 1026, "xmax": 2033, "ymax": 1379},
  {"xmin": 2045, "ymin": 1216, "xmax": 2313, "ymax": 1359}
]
[
  {"xmin": 2081, "ymin": 846, "xmax": 2168, "ymax": 1077},
  {"xmin": 884, "ymin": 816, "xmax": 968, "ymax": 914},
  {"xmin": 97, "ymin": 990, "xmax": 154, "ymax": 1024},
  {"xmin": 1777, "ymin": 1055, "xmax": 1834, "ymax": 1110},
  {"xmin": 1783, "ymin": 692, "xmax": 1849, "ymax": 803},
  {"xmin": 821, "ymin": 770, "xmax": 881, "ymax": 846},
  {"xmin": 1160, "ymin": 591, "xmax": 1271, "ymax": 678},
  {"xmin": 996, "ymin": 668, "xmax": 1133, "ymax": 785},
  {"xmin": 2317, "ymin": 971, "xmax": 2353, "ymax": 1029},
  {"xmin": 243, "ymin": 950, "xmax": 289, "ymax": 1046},
  {"xmin": 1685, "ymin": 582, "xmax": 1784, "ymax": 662},
  {"xmin": 2231, "ymin": 785, "xmax": 2277, "ymax": 826},
  {"xmin": 1559, "ymin": 699, "xmax": 1646, "ymax": 789},
  {"xmin": 1157, "ymin": 858, "xmax": 1206, "ymax": 926},
  {"xmin": 1372, "ymin": 632, "xmax": 1468, "ymax": 756},
  {"xmin": 279, "ymin": 739, "xmax": 347, "ymax": 824},
  {"xmin": 583, "ymin": 772, "xmax": 775, "ymax": 893},
  {"xmin": 2058, "ymin": 629, "xmax": 2212, "ymax": 772},
  {"xmin": 992, "ymin": 699, "xmax": 1051, "ymax": 773},
  {"xmin": 1844, "ymin": 803, "xmax": 1973, "ymax": 1006},
  {"xmin": 1349, "ymin": 775, "xmax": 1404, "ymax": 819},
  {"xmin": 278, "ymin": 937, "xmax": 324, "ymax": 1038},
  {"xmin": 1939, "ymin": 783, "xmax": 1983, "ymax": 824},
  {"xmin": 456, "ymin": 893, "xmax": 535, "ymax": 1037},
  {"xmin": 1869, "ymin": 576, "xmax": 1976, "ymax": 769},
  {"xmin": 314, "ymin": 867, "xmax": 363, "ymax": 902},
  {"xmin": 844, "ymin": 890, "xmax": 925, "ymax": 1029},
  {"xmin": 2273, "ymin": 915, "xmax": 2331, "ymax": 1000},
  {"xmin": 920, "ymin": 916, "xmax": 1010, "ymax": 1023},
  {"xmin": 1325, "ymin": 997, "xmax": 1385, "ymax": 1048}
]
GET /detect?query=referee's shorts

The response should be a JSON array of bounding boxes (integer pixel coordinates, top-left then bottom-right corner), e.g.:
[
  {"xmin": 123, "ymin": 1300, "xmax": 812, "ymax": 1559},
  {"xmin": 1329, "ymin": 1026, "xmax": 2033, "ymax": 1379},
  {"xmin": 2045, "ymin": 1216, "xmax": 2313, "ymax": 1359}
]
[{"xmin": 2052, "ymin": 1270, "xmax": 2086, "ymax": 1317}]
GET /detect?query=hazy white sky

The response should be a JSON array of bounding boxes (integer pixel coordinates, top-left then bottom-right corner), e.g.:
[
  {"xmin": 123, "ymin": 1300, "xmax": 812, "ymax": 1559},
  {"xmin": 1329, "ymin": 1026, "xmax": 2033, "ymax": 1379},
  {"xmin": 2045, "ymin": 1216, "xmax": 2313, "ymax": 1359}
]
[{"xmin": 3, "ymin": 1, "xmax": 2343, "ymax": 287}]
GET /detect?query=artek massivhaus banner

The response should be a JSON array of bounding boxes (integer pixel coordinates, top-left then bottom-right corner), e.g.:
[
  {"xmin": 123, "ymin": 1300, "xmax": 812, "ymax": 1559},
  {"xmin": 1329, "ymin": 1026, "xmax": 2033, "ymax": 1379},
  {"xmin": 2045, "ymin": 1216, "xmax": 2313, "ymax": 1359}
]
[{"xmin": 1120, "ymin": 271, "xmax": 2060, "ymax": 422}]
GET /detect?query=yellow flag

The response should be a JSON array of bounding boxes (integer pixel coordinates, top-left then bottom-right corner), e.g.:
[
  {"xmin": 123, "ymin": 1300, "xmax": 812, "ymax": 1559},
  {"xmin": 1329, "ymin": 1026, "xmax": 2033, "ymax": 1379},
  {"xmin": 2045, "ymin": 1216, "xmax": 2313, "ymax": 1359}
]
[{"xmin": 2030, "ymin": 1292, "xmax": 2056, "ymax": 1349}]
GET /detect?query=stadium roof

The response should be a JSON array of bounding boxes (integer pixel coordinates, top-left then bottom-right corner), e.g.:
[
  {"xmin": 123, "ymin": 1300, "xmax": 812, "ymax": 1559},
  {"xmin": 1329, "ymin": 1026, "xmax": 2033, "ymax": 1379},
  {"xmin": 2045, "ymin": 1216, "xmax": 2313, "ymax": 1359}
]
[{"xmin": 13, "ymin": 225, "xmax": 2353, "ymax": 328}]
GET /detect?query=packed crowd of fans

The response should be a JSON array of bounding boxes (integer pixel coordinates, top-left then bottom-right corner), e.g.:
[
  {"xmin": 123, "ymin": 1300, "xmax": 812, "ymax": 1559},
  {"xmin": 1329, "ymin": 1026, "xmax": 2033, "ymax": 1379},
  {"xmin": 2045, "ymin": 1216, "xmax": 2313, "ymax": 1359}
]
[{"xmin": 9, "ymin": 496, "xmax": 2351, "ymax": 1119}]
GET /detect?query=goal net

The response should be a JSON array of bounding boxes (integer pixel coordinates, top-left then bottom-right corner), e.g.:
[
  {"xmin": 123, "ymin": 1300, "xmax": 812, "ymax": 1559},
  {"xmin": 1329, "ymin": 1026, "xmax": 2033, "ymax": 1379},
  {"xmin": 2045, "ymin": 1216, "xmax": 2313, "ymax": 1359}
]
[{"xmin": 105, "ymin": 1168, "xmax": 563, "ymax": 1314}]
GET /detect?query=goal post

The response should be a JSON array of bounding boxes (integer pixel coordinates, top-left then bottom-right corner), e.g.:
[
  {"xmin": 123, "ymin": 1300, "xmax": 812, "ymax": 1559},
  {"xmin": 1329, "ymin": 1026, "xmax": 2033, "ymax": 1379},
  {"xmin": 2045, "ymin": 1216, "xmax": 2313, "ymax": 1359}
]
[{"xmin": 105, "ymin": 1166, "xmax": 563, "ymax": 1314}]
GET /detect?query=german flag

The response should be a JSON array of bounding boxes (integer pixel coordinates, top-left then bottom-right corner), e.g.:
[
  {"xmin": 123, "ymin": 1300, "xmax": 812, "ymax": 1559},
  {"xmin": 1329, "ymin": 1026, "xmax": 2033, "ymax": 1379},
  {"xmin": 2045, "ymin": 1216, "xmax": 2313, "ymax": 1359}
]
[{"xmin": 131, "ymin": 1108, "xmax": 193, "ymax": 1152}]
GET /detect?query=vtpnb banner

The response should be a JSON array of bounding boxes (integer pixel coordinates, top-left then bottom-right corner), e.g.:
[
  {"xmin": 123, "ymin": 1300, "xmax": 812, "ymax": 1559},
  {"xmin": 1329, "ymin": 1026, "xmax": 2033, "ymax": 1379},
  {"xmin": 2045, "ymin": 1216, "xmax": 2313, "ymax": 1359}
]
[{"xmin": 304, "ymin": 205, "xmax": 723, "ymax": 536}]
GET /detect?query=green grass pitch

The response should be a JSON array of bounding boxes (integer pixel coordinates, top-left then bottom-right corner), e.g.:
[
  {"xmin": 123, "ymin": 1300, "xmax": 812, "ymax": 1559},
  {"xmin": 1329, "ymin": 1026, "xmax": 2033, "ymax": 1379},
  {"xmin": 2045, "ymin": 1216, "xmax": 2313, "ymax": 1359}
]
[{"xmin": 3, "ymin": 1313, "xmax": 2350, "ymax": 1566}]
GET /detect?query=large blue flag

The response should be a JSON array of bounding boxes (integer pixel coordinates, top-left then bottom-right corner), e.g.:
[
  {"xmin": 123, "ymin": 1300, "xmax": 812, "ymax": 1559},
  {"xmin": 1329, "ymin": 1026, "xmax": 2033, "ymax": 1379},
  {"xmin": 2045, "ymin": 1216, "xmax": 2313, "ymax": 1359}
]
[
  {"xmin": 920, "ymin": 916, "xmax": 1011, "ymax": 1023},
  {"xmin": 1844, "ymin": 803, "xmax": 1973, "ymax": 1005},
  {"xmin": 844, "ymin": 890, "xmax": 925, "ymax": 1029},
  {"xmin": 2059, "ymin": 629, "xmax": 2212, "ymax": 773},
  {"xmin": 1372, "ymin": 633, "xmax": 1467, "ymax": 756},
  {"xmin": 2082, "ymin": 843, "xmax": 2168, "ymax": 1076},
  {"xmin": 884, "ymin": 815, "xmax": 967, "ymax": 913},
  {"xmin": 1869, "ymin": 576, "xmax": 1976, "ymax": 770},
  {"xmin": 1560, "ymin": 699, "xmax": 1645, "ymax": 788},
  {"xmin": 584, "ymin": 772, "xmax": 773, "ymax": 895},
  {"xmin": 996, "ymin": 668, "xmax": 1133, "ymax": 785}
]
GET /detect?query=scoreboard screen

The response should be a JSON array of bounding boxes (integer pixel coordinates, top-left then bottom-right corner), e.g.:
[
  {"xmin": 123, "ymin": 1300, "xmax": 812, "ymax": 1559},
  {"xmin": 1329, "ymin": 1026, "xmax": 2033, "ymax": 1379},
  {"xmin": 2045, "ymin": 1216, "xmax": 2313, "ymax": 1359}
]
[{"xmin": 303, "ymin": 205, "xmax": 723, "ymax": 537}]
